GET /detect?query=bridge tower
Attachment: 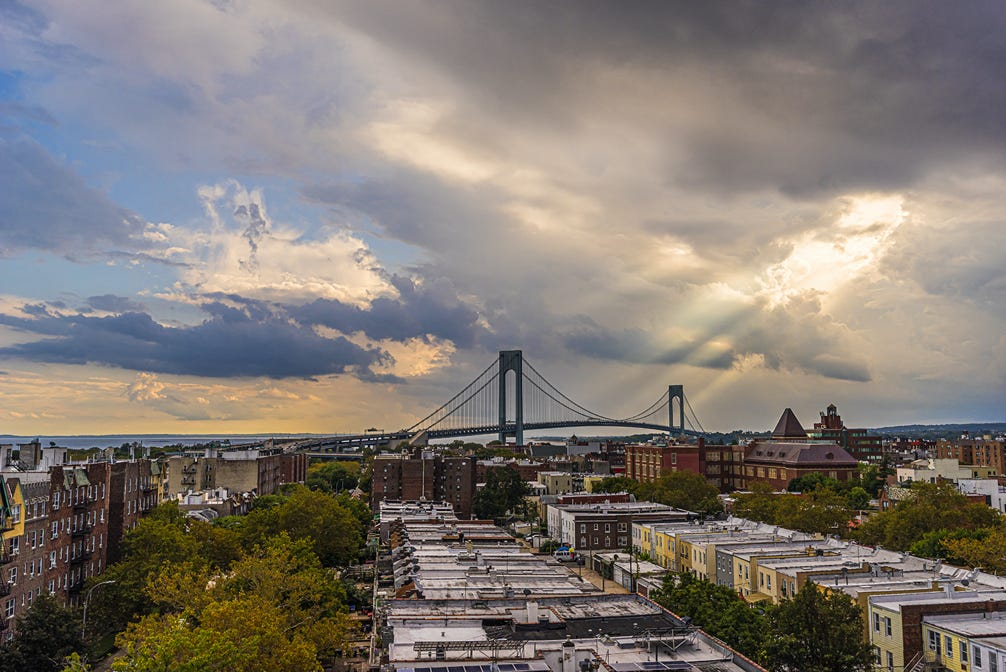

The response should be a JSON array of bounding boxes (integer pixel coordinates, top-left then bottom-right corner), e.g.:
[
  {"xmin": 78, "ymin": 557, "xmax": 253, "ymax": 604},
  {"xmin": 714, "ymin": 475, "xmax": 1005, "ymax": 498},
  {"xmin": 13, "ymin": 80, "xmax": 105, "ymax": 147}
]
[
  {"xmin": 668, "ymin": 385, "xmax": 685, "ymax": 435},
  {"xmin": 498, "ymin": 350, "xmax": 524, "ymax": 446}
]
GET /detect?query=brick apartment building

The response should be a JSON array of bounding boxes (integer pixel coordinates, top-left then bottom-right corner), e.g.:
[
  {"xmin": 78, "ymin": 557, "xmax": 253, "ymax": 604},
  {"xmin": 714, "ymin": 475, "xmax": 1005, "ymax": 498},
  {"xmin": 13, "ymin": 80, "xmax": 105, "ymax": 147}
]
[
  {"xmin": 936, "ymin": 436, "xmax": 1006, "ymax": 475},
  {"xmin": 371, "ymin": 451, "xmax": 477, "ymax": 518},
  {"xmin": 806, "ymin": 404, "xmax": 884, "ymax": 463},
  {"xmin": 624, "ymin": 439, "xmax": 741, "ymax": 492},
  {"xmin": 1, "ymin": 446, "xmax": 307, "ymax": 637}
]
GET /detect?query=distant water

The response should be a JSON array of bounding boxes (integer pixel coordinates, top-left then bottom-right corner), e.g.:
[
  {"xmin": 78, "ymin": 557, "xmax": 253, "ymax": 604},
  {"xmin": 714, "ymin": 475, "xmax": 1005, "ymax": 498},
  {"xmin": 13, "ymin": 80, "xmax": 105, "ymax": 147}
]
[{"xmin": 0, "ymin": 434, "xmax": 326, "ymax": 450}]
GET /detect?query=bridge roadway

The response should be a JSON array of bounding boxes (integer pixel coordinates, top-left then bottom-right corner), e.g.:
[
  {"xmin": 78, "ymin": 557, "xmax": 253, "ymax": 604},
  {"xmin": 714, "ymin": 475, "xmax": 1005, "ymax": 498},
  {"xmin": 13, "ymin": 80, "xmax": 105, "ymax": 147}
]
[{"xmin": 284, "ymin": 420, "xmax": 701, "ymax": 457}]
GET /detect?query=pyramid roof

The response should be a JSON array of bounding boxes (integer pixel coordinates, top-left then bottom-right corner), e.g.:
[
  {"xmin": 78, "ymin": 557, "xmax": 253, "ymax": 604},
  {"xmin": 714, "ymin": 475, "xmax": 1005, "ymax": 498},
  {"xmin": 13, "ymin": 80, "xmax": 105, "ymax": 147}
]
[{"xmin": 772, "ymin": 408, "xmax": 808, "ymax": 438}]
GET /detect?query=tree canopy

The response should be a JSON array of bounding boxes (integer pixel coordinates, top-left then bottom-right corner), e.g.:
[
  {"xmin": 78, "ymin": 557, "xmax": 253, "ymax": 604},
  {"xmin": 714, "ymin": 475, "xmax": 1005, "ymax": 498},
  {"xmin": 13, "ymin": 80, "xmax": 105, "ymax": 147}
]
[
  {"xmin": 473, "ymin": 465, "xmax": 530, "ymax": 520},
  {"xmin": 652, "ymin": 574, "xmax": 872, "ymax": 671},
  {"xmin": 113, "ymin": 535, "xmax": 351, "ymax": 672},
  {"xmin": 593, "ymin": 471, "xmax": 723, "ymax": 516},
  {"xmin": 305, "ymin": 461, "xmax": 360, "ymax": 493},
  {"xmin": 733, "ymin": 483, "xmax": 852, "ymax": 535},
  {"xmin": 853, "ymin": 482, "xmax": 1004, "ymax": 551}
]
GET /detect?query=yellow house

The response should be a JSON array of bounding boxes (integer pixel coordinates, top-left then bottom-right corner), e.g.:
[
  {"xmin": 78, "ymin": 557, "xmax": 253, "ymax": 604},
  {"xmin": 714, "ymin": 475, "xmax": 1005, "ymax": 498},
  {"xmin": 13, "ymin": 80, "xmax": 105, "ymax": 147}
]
[
  {"xmin": 1, "ymin": 476, "xmax": 24, "ymax": 540},
  {"xmin": 633, "ymin": 522, "xmax": 654, "ymax": 559},
  {"xmin": 2, "ymin": 476, "xmax": 25, "ymax": 580},
  {"xmin": 867, "ymin": 590, "xmax": 1006, "ymax": 672},
  {"xmin": 652, "ymin": 528, "xmax": 676, "ymax": 570},
  {"xmin": 921, "ymin": 612, "xmax": 1006, "ymax": 672},
  {"xmin": 582, "ymin": 475, "xmax": 605, "ymax": 493}
]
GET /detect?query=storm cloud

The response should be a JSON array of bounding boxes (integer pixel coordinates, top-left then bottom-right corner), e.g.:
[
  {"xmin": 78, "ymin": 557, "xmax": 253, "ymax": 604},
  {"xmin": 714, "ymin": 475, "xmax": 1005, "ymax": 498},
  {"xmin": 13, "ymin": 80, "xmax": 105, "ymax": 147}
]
[
  {"xmin": 0, "ymin": 305, "xmax": 390, "ymax": 380},
  {"xmin": 2, "ymin": 1, "xmax": 1006, "ymax": 431}
]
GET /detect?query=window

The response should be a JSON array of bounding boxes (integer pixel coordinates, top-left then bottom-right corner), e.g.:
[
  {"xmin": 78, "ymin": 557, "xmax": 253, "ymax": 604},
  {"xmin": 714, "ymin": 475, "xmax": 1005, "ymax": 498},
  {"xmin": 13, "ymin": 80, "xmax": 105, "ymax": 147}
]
[
  {"xmin": 975, "ymin": 646, "xmax": 983, "ymax": 668},
  {"xmin": 885, "ymin": 617, "xmax": 892, "ymax": 637},
  {"xmin": 8, "ymin": 539, "xmax": 16, "ymax": 556},
  {"xmin": 4, "ymin": 599, "xmax": 13, "ymax": 619},
  {"xmin": 963, "ymin": 644, "xmax": 969, "ymax": 663},
  {"xmin": 929, "ymin": 631, "xmax": 938, "ymax": 651},
  {"xmin": 946, "ymin": 636, "xmax": 953, "ymax": 658},
  {"xmin": 992, "ymin": 652, "xmax": 998, "ymax": 672},
  {"xmin": 49, "ymin": 552, "xmax": 56, "ymax": 569},
  {"xmin": 593, "ymin": 523, "xmax": 599, "ymax": 531},
  {"xmin": 604, "ymin": 524, "xmax": 610, "ymax": 533},
  {"xmin": 886, "ymin": 651, "xmax": 894, "ymax": 672}
]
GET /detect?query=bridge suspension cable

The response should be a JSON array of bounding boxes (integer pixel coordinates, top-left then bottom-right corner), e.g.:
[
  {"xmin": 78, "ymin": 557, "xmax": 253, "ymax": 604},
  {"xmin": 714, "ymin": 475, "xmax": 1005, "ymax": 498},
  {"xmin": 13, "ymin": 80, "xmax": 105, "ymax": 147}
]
[
  {"xmin": 683, "ymin": 395, "xmax": 706, "ymax": 434},
  {"xmin": 522, "ymin": 359, "xmax": 616, "ymax": 423},
  {"xmin": 406, "ymin": 360, "xmax": 499, "ymax": 433}
]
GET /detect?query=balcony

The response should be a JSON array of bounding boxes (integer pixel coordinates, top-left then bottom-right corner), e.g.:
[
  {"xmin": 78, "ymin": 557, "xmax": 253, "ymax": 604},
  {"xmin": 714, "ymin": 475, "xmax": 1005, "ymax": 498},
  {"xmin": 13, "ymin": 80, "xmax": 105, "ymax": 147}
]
[
  {"xmin": 71, "ymin": 524, "xmax": 93, "ymax": 538},
  {"xmin": 0, "ymin": 515, "xmax": 13, "ymax": 532},
  {"xmin": 73, "ymin": 500, "xmax": 88, "ymax": 513},
  {"xmin": 0, "ymin": 581, "xmax": 10, "ymax": 596},
  {"xmin": 0, "ymin": 550, "xmax": 10, "ymax": 566}
]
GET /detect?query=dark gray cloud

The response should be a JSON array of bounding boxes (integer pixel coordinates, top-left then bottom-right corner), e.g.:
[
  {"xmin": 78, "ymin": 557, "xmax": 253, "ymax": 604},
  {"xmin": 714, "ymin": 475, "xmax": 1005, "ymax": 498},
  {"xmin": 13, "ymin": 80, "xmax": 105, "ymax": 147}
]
[
  {"xmin": 0, "ymin": 135, "xmax": 150, "ymax": 256},
  {"xmin": 328, "ymin": 0, "xmax": 1006, "ymax": 196},
  {"xmin": 86, "ymin": 294, "xmax": 147, "ymax": 313},
  {"xmin": 292, "ymin": 274, "xmax": 488, "ymax": 347},
  {"xmin": 0, "ymin": 304, "xmax": 391, "ymax": 380}
]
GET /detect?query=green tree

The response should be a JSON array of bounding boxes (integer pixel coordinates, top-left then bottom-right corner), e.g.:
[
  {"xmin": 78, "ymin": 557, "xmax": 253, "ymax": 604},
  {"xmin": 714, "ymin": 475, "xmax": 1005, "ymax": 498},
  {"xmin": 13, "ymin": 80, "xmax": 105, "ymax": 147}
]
[
  {"xmin": 775, "ymin": 488, "xmax": 852, "ymax": 535},
  {"xmin": 854, "ymin": 483, "xmax": 1004, "ymax": 551},
  {"xmin": 787, "ymin": 472, "xmax": 840, "ymax": 493},
  {"xmin": 0, "ymin": 593, "xmax": 84, "ymax": 672},
  {"xmin": 473, "ymin": 465, "xmax": 530, "ymax": 520},
  {"xmin": 113, "ymin": 535, "xmax": 352, "ymax": 672},
  {"xmin": 641, "ymin": 470, "xmax": 723, "ymax": 516},
  {"xmin": 763, "ymin": 582, "xmax": 873, "ymax": 672},
  {"xmin": 305, "ymin": 462, "xmax": 359, "ymax": 493},
  {"xmin": 90, "ymin": 502, "xmax": 208, "ymax": 631},
  {"xmin": 941, "ymin": 528, "xmax": 1006, "ymax": 573},
  {"xmin": 591, "ymin": 476, "xmax": 641, "ymax": 495},
  {"xmin": 239, "ymin": 486, "xmax": 364, "ymax": 566},
  {"xmin": 732, "ymin": 482, "xmax": 783, "ymax": 524},
  {"xmin": 651, "ymin": 572, "xmax": 767, "ymax": 660},
  {"xmin": 845, "ymin": 486, "xmax": 871, "ymax": 510}
]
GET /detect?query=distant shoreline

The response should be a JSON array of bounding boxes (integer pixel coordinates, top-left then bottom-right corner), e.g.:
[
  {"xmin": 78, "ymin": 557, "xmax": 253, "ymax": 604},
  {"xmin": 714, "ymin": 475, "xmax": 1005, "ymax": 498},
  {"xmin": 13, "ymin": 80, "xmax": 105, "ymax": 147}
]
[{"xmin": 0, "ymin": 433, "xmax": 328, "ymax": 450}]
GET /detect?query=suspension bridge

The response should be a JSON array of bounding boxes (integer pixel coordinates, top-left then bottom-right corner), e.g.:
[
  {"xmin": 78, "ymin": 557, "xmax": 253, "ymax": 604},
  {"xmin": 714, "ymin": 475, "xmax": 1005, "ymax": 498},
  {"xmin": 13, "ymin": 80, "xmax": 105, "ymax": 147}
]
[{"xmin": 294, "ymin": 350, "xmax": 704, "ymax": 454}]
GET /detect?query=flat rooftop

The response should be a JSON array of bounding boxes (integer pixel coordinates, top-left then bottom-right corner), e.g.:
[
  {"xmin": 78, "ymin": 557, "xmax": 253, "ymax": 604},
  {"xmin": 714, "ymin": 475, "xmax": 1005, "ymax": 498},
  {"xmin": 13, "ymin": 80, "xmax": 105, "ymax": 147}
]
[
  {"xmin": 385, "ymin": 594, "xmax": 763, "ymax": 672},
  {"xmin": 923, "ymin": 611, "xmax": 1006, "ymax": 637}
]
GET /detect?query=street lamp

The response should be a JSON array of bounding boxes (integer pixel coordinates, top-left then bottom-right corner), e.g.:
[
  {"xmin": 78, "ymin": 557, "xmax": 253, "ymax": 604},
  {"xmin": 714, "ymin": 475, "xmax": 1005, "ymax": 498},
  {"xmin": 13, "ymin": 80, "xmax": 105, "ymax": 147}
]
[{"xmin": 81, "ymin": 580, "xmax": 116, "ymax": 640}]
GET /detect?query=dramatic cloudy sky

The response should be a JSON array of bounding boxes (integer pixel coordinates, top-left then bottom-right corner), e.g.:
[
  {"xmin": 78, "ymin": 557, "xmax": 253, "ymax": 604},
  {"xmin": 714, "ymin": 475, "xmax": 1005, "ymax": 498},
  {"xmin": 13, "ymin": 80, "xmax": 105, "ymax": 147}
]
[{"xmin": 2, "ymin": 1, "xmax": 1005, "ymax": 435}]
